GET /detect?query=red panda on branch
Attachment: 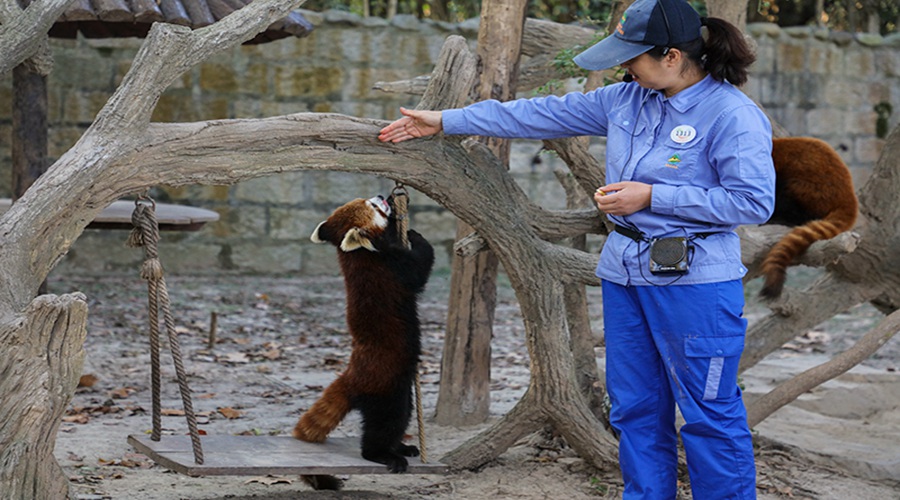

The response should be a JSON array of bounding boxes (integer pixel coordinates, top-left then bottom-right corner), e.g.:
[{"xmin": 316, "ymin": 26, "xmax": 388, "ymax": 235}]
[
  {"xmin": 759, "ymin": 137, "xmax": 858, "ymax": 299},
  {"xmin": 293, "ymin": 194, "xmax": 434, "ymax": 489}
]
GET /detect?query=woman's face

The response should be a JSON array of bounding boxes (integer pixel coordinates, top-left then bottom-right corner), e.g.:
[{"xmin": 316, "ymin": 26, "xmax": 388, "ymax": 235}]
[
  {"xmin": 622, "ymin": 50, "xmax": 702, "ymax": 98},
  {"xmin": 621, "ymin": 52, "xmax": 670, "ymax": 90}
]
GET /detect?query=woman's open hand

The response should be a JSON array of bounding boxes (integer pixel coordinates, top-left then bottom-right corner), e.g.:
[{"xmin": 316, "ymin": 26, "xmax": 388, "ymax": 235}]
[{"xmin": 378, "ymin": 107, "xmax": 443, "ymax": 143}]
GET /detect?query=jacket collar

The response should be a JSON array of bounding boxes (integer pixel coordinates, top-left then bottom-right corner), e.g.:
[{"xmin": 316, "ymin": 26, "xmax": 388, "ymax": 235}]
[{"xmin": 658, "ymin": 74, "xmax": 719, "ymax": 113}]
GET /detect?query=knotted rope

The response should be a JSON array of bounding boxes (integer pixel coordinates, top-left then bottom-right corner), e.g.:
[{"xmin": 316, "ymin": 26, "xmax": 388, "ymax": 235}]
[
  {"xmin": 128, "ymin": 195, "xmax": 204, "ymax": 464},
  {"xmin": 389, "ymin": 183, "xmax": 426, "ymax": 463}
]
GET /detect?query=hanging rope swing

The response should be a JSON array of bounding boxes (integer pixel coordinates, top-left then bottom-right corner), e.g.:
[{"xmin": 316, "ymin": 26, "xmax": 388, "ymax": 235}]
[
  {"xmin": 125, "ymin": 190, "xmax": 445, "ymax": 478},
  {"xmin": 126, "ymin": 194, "xmax": 204, "ymax": 465},
  {"xmin": 388, "ymin": 182, "xmax": 428, "ymax": 464}
]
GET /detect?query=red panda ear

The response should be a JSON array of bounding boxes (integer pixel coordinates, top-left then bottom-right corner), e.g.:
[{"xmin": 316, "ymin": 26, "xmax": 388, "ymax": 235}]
[
  {"xmin": 340, "ymin": 228, "xmax": 377, "ymax": 252},
  {"xmin": 310, "ymin": 221, "xmax": 329, "ymax": 244}
]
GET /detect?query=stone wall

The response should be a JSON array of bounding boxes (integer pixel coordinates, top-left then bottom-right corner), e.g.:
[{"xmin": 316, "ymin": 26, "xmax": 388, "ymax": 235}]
[
  {"xmin": 1, "ymin": 12, "xmax": 898, "ymax": 275},
  {"xmin": 746, "ymin": 23, "xmax": 900, "ymax": 180}
]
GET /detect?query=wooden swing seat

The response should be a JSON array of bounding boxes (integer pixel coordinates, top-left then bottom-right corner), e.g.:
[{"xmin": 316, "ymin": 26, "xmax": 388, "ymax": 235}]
[{"xmin": 128, "ymin": 434, "xmax": 448, "ymax": 476}]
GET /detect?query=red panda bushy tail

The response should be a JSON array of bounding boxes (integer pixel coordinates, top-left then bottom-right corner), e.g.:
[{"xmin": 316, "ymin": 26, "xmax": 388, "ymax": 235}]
[
  {"xmin": 292, "ymin": 375, "xmax": 352, "ymax": 443},
  {"xmin": 759, "ymin": 209, "xmax": 856, "ymax": 299}
]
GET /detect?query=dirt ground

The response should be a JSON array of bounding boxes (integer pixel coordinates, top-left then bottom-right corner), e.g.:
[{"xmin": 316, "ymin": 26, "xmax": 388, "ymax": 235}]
[{"xmin": 49, "ymin": 269, "xmax": 900, "ymax": 500}]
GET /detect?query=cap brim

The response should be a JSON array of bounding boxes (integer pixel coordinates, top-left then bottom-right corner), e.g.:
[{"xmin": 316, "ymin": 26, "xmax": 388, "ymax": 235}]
[{"xmin": 573, "ymin": 35, "xmax": 654, "ymax": 71}]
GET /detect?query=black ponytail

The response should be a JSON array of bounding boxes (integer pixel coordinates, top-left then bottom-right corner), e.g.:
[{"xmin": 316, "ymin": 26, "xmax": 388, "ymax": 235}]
[
  {"xmin": 650, "ymin": 16, "xmax": 756, "ymax": 87},
  {"xmin": 700, "ymin": 16, "xmax": 756, "ymax": 86}
]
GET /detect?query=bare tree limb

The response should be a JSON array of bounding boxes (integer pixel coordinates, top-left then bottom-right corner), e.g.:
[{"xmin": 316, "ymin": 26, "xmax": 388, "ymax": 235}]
[
  {"xmin": 746, "ymin": 307, "xmax": 900, "ymax": 428},
  {"xmin": 0, "ymin": 0, "xmax": 76, "ymax": 76}
]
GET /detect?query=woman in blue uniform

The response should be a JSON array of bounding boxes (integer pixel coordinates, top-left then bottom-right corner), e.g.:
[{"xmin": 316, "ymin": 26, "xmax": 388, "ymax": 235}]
[{"xmin": 379, "ymin": 0, "xmax": 773, "ymax": 498}]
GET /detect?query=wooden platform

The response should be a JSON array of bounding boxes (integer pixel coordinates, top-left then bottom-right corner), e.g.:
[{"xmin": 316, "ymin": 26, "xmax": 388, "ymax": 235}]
[
  {"xmin": 128, "ymin": 435, "xmax": 448, "ymax": 477},
  {"xmin": 0, "ymin": 199, "xmax": 219, "ymax": 231}
]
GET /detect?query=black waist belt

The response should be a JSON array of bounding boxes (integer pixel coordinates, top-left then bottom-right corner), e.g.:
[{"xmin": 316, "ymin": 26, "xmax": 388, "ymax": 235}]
[{"xmin": 614, "ymin": 225, "xmax": 718, "ymax": 242}]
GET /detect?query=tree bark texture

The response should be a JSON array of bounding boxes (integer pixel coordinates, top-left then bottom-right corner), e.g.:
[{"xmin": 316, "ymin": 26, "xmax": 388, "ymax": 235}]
[
  {"xmin": 706, "ymin": 0, "xmax": 747, "ymax": 32},
  {"xmin": 555, "ymin": 168, "xmax": 604, "ymax": 415},
  {"xmin": 435, "ymin": 0, "xmax": 527, "ymax": 427},
  {"xmin": 0, "ymin": 0, "xmax": 73, "ymax": 76},
  {"xmin": 0, "ymin": 293, "xmax": 88, "ymax": 499}
]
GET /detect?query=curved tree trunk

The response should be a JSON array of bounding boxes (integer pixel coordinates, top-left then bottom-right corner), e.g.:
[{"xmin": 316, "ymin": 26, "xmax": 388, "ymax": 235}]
[
  {"xmin": 442, "ymin": 261, "xmax": 618, "ymax": 471},
  {"xmin": 435, "ymin": 0, "xmax": 527, "ymax": 427},
  {"xmin": 0, "ymin": 294, "xmax": 87, "ymax": 499}
]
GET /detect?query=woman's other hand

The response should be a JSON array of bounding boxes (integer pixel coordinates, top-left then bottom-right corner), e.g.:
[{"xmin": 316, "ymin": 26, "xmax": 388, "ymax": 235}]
[{"xmin": 594, "ymin": 182, "xmax": 652, "ymax": 216}]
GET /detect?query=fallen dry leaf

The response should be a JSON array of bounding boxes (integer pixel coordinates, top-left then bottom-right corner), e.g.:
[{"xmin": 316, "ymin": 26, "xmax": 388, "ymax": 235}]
[
  {"xmin": 78, "ymin": 374, "xmax": 99, "ymax": 388},
  {"xmin": 217, "ymin": 407, "xmax": 244, "ymax": 419},
  {"xmin": 109, "ymin": 387, "xmax": 136, "ymax": 399},
  {"xmin": 63, "ymin": 414, "xmax": 89, "ymax": 424}
]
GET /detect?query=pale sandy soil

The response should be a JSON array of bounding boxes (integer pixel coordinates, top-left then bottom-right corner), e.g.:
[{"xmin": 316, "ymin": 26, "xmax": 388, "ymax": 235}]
[{"xmin": 50, "ymin": 270, "xmax": 899, "ymax": 499}]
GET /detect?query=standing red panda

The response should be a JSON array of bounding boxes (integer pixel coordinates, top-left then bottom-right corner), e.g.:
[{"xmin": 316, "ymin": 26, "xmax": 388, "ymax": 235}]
[
  {"xmin": 760, "ymin": 137, "xmax": 858, "ymax": 298},
  {"xmin": 293, "ymin": 195, "xmax": 434, "ymax": 483}
]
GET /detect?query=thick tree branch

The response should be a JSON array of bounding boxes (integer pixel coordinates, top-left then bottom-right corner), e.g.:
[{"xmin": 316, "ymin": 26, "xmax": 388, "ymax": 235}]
[
  {"xmin": 375, "ymin": 18, "xmax": 598, "ymax": 97},
  {"xmin": 738, "ymin": 225, "xmax": 862, "ymax": 283},
  {"xmin": 0, "ymin": 0, "xmax": 75, "ymax": 76},
  {"xmin": 746, "ymin": 307, "xmax": 900, "ymax": 428}
]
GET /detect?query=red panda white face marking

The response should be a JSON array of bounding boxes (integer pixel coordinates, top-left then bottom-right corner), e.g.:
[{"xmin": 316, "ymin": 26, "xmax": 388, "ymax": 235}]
[
  {"xmin": 310, "ymin": 195, "xmax": 392, "ymax": 252},
  {"xmin": 367, "ymin": 195, "xmax": 391, "ymax": 227}
]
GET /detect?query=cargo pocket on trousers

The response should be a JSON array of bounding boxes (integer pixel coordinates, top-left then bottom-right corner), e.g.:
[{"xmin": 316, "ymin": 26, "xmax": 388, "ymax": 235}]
[{"xmin": 685, "ymin": 335, "xmax": 745, "ymax": 401}]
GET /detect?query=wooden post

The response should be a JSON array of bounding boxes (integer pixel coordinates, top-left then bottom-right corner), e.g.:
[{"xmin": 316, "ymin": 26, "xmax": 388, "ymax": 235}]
[
  {"xmin": 12, "ymin": 64, "xmax": 49, "ymax": 201},
  {"xmin": 434, "ymin": 0, "xmax": 528, "ymax": 427},
  {"xmin": 12, "ymin": 63, "xmax": 50, "ymax": 296}
]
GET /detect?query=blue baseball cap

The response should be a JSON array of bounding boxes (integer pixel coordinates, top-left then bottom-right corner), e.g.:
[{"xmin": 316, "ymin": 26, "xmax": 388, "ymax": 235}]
[{"xmin": 573, "ymin": 0, "xmax": 702, "ymax": 71}]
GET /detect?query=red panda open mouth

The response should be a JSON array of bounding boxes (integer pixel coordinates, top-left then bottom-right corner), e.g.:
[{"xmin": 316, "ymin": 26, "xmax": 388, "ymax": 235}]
[
  {"xmin": 369, "ymin": 195, "xmax": 391, "ymax": 225},
  {"xmin": 369, "ymin": 195, "xmax": 391, "ymax": 218}
]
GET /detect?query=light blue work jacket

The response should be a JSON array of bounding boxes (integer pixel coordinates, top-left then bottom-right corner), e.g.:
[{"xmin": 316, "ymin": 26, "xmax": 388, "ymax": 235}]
[{"xmin": 442, "ymin": 75, "xmax": 775, "ymax": 286}]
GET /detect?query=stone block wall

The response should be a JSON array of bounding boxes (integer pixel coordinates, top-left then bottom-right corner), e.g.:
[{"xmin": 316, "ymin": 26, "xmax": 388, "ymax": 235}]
[
  {"xmin": 745, "ymin": 23, "xmax": 900, "ymax": 187},
  {"xmin": 0, "ymin": 13, "xmax": 898, "ymax": 275}
]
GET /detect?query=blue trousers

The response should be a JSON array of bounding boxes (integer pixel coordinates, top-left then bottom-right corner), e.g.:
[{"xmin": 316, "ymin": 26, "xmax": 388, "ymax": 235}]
[{"xmin": 602, "ymin": 280, "xmax": 757, "ymax": 500}]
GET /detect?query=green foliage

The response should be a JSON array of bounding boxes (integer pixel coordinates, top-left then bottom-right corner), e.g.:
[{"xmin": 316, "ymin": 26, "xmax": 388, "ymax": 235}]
[
  {"xmin": 751, "ymin": 0, "xmax": 898, "ymax": 35},
  {"xmin": 534, "ymin": 30, "xmax": 607, "ymax": 95},
  {"xmin": 589, "ymin": 476, "xmax": 611, "ymax": 495}
]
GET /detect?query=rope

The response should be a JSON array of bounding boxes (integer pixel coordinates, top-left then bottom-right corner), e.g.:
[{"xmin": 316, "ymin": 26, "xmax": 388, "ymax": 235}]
[
  {"xmin": 128, "ymin": 195, "xmax": 204, "ymax": 465},
  {"xmin": 389, "ymin": 184, "xmax": 426, "ymax": 463},
  {"xmin": 391, "ymin": 184, "xmax": 410, "ymax": 248}
]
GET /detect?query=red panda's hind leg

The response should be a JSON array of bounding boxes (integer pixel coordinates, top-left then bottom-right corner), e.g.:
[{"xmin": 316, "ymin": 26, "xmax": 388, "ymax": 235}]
[
  {"xmin": 357, "ymin": 383, "xmax": 416, "ymax": 473},
  {"xmin": 292, "ymin": 375, "xmax": 352, "ymax": 443}
]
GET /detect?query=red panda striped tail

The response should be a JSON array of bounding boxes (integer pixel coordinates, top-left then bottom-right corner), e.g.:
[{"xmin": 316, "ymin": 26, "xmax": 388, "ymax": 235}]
[{"xmin": 759, "ymin": 214, "xmax": 853, "ymax": 299}]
